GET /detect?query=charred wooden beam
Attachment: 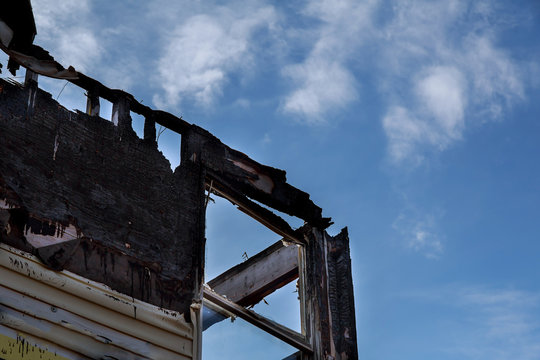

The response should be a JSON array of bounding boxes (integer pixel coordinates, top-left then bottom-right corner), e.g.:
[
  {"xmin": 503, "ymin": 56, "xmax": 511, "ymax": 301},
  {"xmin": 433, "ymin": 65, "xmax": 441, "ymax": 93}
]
[
  {"xmin": 1, "ymin": 4, "xmax": 190, "ymax": 135},
  {"xmin": 207, "ymin": 239, "xmax": 299, "ymax": 307},
  {"xmin": 203, "ymin": 287, "xmax": 313, "ymax": 354},
  {"xmin": 326, "ymin": 228, "xmax": 358, "ymax": 358},
  {"xmin": 302, "ymin": 227, "xmax": 332, "ymax": 359},
  {"xmin": 183, "ymin": 126, "xmax": 331, "ymax": 229},
  {"xmin": 152, "ymin": 110, "xmax": 190, "ymax": 135},
  {"xmin": 203, "ymin": 239, "xmax": 299, "ymax": 330},
  {"xmin": 69, "ymin": 72, "xmax": 191, "ymax": 134},
  {"xmin": 24, "ymin": 68, "xmax": 37, "ymax": 120},
  {"xmin": 203, "ymin": 239, "xmax": 299, "ymax": 331},
  {"xmin": 85, "ymin": 87, "xmax": 100, "ymax": 116},
  {"xmin": 111, "ymin": 91, "xmax": 132, "ymax": 135},
  {"xmin": 144, "ymin": 113, "xmax": 157, "ymax": 146},
  {"xmin": 0, "ymin": 0, "xmax": 36, "ymax": 76},
  {"xmin": 24, "ymin": 68, "xmax": 38, "ymax": 87},
  {"xmin": 301, "ymin": 227, "xmax": 358, "ymax": 360},
  {"xmin": 206, "ymin": 177, "xmax": 303, "ymax": 244}
]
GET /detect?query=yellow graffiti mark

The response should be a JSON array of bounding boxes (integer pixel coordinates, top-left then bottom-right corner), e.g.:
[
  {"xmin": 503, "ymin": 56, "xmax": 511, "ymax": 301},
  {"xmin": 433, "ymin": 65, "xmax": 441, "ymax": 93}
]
[{"xmin": 0, "ymin": 333, "xmax": 69, "ymax": 360}]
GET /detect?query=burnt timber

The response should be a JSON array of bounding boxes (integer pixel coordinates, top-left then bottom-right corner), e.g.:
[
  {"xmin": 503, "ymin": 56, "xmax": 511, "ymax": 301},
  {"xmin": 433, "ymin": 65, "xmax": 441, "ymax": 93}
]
[{"xmin": 0, "ymin": 3, "xmax": 357, "ymax": 358}]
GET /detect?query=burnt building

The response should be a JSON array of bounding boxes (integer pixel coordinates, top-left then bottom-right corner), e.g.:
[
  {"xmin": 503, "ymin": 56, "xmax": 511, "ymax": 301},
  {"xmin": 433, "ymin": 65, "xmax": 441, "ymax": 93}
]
[{"xmin": 0, "ymin": 2, "xmax": 357, "ymax": 359}]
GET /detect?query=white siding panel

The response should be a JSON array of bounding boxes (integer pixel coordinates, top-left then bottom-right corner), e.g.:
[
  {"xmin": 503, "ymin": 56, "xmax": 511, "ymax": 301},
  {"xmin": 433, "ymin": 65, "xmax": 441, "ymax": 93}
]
[{"xmin": 0, "ymin": 243, "xmax": 196, "ymax": 359}]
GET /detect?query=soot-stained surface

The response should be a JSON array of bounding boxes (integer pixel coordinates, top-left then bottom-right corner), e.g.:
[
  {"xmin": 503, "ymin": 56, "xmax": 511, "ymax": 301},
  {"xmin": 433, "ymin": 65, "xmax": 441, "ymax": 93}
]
[{"xmin": 0, "ymin": 79, "xmax": 205, "ymax": 314}]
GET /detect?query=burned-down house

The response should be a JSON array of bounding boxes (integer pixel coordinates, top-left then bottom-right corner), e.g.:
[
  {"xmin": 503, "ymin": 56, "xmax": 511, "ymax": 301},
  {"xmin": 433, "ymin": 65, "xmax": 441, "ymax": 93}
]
[{"xmin": 0, "ymin": 3, "xmax": 357, "ymax": 360}]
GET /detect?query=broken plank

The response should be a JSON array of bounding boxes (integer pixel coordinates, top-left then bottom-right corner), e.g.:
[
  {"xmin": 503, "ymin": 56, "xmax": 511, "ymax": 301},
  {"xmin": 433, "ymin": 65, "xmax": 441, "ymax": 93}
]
[
  {"xmin": 202, "ymin": 287, "xmax": 312, "ymax": 354},
  {"xmin": 207, "ymin": 239, "xmax": 299, "ymax": 307}
]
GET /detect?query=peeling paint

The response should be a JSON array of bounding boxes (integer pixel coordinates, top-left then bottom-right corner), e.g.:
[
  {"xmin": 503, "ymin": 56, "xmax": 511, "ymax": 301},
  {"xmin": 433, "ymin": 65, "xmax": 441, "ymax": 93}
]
[{"xmin": 230, "ymin": 159, "xmax": 274, "ymax": 194}]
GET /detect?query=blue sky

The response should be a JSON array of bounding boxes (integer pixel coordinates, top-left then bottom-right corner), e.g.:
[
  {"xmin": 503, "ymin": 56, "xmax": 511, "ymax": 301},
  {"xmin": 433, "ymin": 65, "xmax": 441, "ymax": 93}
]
[{"xmin": 2, "ymin": 0, "xmax": 540, "ymax": 359}]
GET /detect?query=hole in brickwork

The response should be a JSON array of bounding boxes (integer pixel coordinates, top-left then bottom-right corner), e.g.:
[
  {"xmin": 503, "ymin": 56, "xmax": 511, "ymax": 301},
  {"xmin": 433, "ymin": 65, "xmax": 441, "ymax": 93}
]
[
  {"xmin": 157, "ymin": 130, "xmax": 181, "ymax": 170},
  {"xmin": 130, "ymin": 111, "xmax": 145, "ymax": 139}
]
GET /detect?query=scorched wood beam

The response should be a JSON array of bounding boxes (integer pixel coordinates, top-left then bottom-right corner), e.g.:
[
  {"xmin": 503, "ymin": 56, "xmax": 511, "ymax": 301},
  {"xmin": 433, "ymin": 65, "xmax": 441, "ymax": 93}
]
[
  {"xmin": 207, "ymin": 239, "xmax": 299, "ymax": 307},
  {"xmin": 205, "ymin": 178, "xmax": 304, "ymax": 244}
]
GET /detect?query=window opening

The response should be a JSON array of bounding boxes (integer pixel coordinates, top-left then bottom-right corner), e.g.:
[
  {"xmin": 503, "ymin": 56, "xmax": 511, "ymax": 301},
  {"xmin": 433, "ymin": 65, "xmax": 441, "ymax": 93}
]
[{"xmin": 203, "ymin": 192, "xmax": 308, "ymax": 358}]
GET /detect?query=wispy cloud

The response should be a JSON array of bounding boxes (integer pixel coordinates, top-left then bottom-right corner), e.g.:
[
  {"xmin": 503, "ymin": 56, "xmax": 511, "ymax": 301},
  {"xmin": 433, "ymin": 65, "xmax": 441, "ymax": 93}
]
[
  {"xmin": 407, "ymin": 285, "xmax": 540, "ymax": 359},
  {"xmin": 152, "ymin": 4, "xmax": 277, "ymax": 110},
  {"xmin": 28, "ymin": 0, "xmax": 532, "ymax": 154},
  {"xmin": 378, "ymin": 0, "xmax": 525, "ymax": 164},
  {"xmin": 383, "ymin": 66, "xmax": 467, "ymax": 163},
  {"xmin": 32, "ymin": 0, "xmax": 102, "ymax": 72},
  {"xmin": 280, "ymin": 0, "xmax": 528, "ymax": 151},
  {"xmin": 392, "ymin": 210, "xmax": 443, "ymax": 259},
  {"xmin": 281, "ymin": 0, "xmax": 378, "ymax": 123},
  {"xmin": 282, "ymin": 59, "xmax": 357, "ymax": 123}
]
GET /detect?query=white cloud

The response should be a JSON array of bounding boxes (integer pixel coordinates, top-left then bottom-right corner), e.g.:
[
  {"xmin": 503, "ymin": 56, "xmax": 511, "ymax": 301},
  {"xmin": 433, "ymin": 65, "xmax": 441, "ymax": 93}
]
[
  {"xmin": 152, "ymin": 6, "xmax": 276, "ymax": 109},
  {"xmin": 97, "ymin": 57, "xmax": 141, "ymax": 91},
  {"xmin": 379, "ymin": 0, "xmax": 525, "ymax": 164},
  {"xmin": 32, "ymin": 0, "xmax": 91, "ymax": 31},
  {"xmin": 407, "ymin": 228, "xmax": 443, "ymax": 260},
  {"xmin": 383, "ymin": 106, "xmax": 427, "ymax": 164},
  {"xmin": 32, "ymin": 0, "xmax": 102, "ymax": 72},
  {"xmin": 415, "ymin": 66, "xmax": 466, "ymax": 138},
  {"xmin": 55, "ymin": 29, "xmax": 101, "ymax": 73},
  {"xmin": 25, "ymin": 0, "xmax": 531, "ymax": 146},
  {"xmin": 281, "ymin": 0, "xmax": 378, "ymax": 122},
  {"xmin": 281, "ymin": 0, "xmax": 526, "ymax": 133},
  {"xmin": 392, "ymin": 211, "xmax": 443, "ymax": 259},
  {"xmin": 463, "ymin": 34, "xmax": 525, "ymax": 113},
  {"xmin": 383, "ymin": 66, "xmax": 467, "ymax": 162},
  {"xmin": 282, "ymin": 59, "xmax": 357, "ymax": 123}
]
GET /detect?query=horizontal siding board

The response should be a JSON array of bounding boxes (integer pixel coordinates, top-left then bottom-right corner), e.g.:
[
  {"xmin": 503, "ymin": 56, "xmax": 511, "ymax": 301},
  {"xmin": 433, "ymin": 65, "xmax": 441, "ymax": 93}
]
[
  {"xmin": 0, "ymin": 244, "xmax": 195, "ymax": 359},
  {"xmin": 0, "ymin": 305, "xmax": 154, "ymax": 359},
  {"xmin": 0, "ymin": 324, "xmax": 89, "ymax": 360},
  {"xmin": 0, "ymin": 244, "xmax": 192, "ymax": 339},
  {"xmin": 0, "ymin": 286, "xmax": 187, "ymax": 359}
]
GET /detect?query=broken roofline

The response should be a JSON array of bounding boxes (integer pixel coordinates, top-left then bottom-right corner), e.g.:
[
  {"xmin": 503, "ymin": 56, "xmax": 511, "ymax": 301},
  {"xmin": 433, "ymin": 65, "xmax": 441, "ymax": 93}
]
[{"xmin": 0, "ymin": 35, "xmax": 331, "ymax": 237}]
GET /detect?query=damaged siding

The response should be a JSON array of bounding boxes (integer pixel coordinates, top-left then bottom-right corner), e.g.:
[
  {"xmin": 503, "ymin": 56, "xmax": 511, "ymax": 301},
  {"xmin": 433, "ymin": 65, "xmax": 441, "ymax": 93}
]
[{"xmin": 0, "ymin": 243, "xmax": 197, "ymax": 359}]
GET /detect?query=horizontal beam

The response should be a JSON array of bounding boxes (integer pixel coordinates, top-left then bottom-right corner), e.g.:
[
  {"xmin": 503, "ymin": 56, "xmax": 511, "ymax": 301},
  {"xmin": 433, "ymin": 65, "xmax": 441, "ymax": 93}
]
[
  {"xmin": 70, "ymin": 73, "xmax": 190, "ymax": 134},
  {"xmin": 208, "ymin": 240, "xmax": 299, "ymax": 307},
  {"xmin": 0, "ymin": 45, "xmax": 191, "ymax": 135},
  {"xmin": 202, "ymin": 287, "xmax": 312, "ymax": 354},
  {"xmin": 207, "ymin": 179, "xmax": 304, "ymax": 244}
]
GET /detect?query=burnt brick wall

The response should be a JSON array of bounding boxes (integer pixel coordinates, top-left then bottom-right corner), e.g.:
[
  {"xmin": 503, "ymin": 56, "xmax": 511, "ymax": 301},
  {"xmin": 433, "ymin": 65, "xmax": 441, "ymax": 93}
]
[{"xmin": 0, "ymin": 79, "xmax": 205, "ymax": 314}]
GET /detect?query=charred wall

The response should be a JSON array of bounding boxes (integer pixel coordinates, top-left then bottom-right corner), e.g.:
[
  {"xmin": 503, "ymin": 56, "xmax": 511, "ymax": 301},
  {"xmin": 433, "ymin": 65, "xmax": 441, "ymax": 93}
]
[{"xmin": 0, "ymin": 79, "xmax": 205, "ymax": 314}]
